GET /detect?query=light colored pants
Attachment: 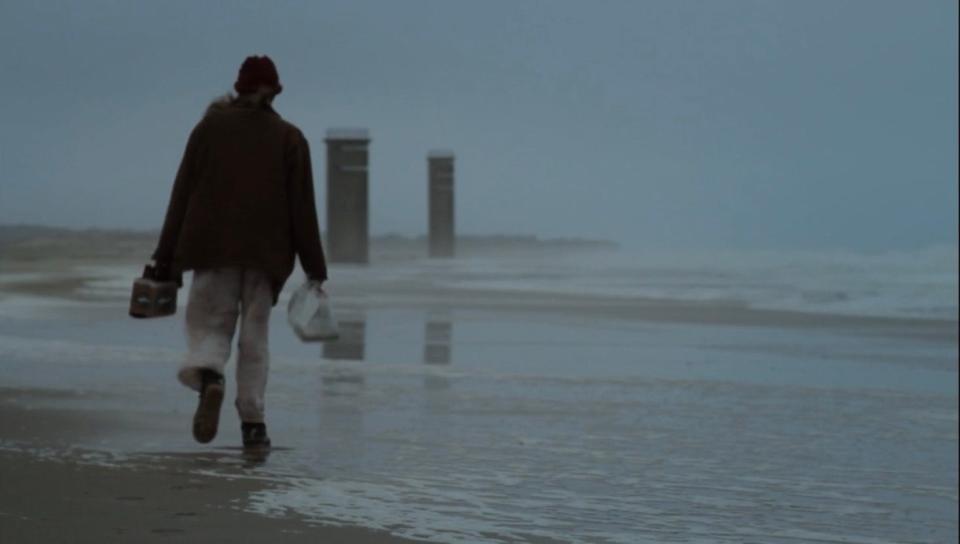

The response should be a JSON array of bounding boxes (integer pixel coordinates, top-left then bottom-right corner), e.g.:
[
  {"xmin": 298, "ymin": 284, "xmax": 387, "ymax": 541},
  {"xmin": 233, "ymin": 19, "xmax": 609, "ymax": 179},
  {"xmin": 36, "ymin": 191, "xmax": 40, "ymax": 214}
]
[{"xmin": 177, "ymin": 267, "xmax": 273, "ymax": 423}]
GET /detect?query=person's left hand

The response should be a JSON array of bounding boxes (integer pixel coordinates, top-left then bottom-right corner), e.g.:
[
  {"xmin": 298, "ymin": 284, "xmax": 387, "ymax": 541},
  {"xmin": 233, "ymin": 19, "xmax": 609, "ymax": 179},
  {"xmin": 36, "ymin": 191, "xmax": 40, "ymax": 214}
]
[{"xmin": 308, "ymin": 277, "xmax": 325, "ymax": 293}]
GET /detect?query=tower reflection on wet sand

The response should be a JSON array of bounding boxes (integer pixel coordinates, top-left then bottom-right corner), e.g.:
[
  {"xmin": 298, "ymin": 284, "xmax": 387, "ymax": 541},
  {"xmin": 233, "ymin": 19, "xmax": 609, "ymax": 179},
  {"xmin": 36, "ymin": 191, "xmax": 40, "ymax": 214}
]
[
  {"xmin": 321, "ymin": 311, "xmax": 367, "ymax": 392},
  {"xmin": 322, "ymin": 312, "xmax": 367, "ymax": 362},
  {"xmin": 424, "ymin": 315, "xmax": 453, "ymax": 390},
  {"xmin": 318, "ymin": 311, "xmax": 367, "ymax": 449}
]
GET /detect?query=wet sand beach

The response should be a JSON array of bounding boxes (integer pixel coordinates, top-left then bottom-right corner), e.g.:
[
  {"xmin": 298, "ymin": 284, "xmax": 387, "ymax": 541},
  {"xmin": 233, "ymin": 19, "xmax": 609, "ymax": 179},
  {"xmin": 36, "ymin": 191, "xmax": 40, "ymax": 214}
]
[
  {"xmin": 0, "ymin": 233, "xmax": 957, "ymax": 543},
  {"xmin": 0, "ymin": 394, "xmax": 424, "ymax": 544}
]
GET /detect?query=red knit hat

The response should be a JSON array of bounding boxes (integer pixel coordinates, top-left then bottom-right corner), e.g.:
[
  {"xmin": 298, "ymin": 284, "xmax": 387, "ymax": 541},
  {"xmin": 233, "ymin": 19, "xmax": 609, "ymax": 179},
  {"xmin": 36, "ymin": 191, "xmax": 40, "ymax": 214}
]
[{"xmin": 234, "ymin": 55, "xmax": 283, "ymax": 95}]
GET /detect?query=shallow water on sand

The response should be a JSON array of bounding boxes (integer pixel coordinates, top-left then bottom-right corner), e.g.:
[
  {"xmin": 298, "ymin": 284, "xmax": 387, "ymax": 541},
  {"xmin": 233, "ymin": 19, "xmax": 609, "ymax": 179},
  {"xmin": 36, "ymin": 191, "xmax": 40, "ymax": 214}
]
[{"xmin": 0, "ymin": 298, "xmax": 956, "ymax": 543}]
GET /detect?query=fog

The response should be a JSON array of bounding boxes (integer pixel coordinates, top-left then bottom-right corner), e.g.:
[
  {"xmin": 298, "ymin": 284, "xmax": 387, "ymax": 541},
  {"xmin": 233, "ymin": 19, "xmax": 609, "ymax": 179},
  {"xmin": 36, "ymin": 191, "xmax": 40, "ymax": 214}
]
[{"xmin": 1, "ymin": 0, "xmax": 956, "ymax": 251}]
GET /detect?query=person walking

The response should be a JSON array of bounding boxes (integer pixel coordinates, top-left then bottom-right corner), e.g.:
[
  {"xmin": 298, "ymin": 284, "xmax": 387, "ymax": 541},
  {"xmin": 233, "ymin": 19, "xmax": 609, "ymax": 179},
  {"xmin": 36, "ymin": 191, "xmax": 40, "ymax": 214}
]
[{"xmin": 152, "ymin": 55, "xmax": 328, "ymax": 449}]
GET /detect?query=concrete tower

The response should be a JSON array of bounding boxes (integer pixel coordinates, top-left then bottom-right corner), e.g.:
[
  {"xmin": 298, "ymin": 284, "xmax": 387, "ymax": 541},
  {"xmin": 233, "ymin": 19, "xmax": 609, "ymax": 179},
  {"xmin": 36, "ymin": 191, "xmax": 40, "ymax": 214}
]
[
  {"xmin": 325, "ymin": 129, "xmax": 370, "ymax": 263},
  {"xmin": 427, "ymin": 150, "xmax": 455, "ymax": 258}
]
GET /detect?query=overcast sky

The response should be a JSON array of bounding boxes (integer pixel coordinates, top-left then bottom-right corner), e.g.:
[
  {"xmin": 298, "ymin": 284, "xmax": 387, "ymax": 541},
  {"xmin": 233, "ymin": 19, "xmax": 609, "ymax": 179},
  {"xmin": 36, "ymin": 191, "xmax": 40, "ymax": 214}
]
[{"xmin": 1, "ymin": 0, "xmax": 956, "ymax": 251}]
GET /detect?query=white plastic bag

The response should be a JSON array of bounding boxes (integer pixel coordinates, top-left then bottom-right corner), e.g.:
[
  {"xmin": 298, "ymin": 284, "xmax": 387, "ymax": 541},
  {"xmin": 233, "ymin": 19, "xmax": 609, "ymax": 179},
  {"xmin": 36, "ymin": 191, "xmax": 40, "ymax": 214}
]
[{"xmin": 287, "ymin": 281, "xmax": 339, "ymax": 342}]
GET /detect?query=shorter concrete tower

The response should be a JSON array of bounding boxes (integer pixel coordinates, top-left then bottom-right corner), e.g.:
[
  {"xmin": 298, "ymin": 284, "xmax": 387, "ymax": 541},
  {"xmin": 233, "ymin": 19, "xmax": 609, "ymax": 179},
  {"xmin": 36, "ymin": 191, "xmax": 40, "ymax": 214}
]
[
  {"xmin": 427, "ymin": 150, "xmax": 455, "ymax": 258},
  {"xmin": 325, "ymin": 129, "xmax": 370, "ymax": 263}
]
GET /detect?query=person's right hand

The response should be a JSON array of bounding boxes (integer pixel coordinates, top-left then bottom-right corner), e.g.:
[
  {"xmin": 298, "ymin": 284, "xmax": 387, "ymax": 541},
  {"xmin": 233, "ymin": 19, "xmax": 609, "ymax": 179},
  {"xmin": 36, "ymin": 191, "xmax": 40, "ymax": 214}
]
[{"xmin": 153, "ymin": 261, "xmax": 173, "ymax": 281}]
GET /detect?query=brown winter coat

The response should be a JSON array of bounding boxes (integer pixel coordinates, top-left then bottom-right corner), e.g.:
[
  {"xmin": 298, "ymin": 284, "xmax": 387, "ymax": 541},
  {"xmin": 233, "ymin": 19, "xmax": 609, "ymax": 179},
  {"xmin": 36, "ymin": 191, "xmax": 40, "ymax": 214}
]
[{"xmin": 152, "ymin": 98, "xmax": 328, "ymax": 304}]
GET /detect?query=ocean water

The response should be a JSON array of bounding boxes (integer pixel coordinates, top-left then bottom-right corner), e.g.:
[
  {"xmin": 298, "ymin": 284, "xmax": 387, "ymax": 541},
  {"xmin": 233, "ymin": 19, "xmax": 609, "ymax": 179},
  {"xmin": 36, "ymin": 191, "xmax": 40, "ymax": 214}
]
[
  {"xmin": 7, "ymin": 246, "xmax": 955, "ymax": 320},
  {"xmin": 413, "ymin": 246, "xmax": 959, "ymax": 320},
  {"xmin": 0, "ymin": 247, "xmax": 957, "ymax": 542}
]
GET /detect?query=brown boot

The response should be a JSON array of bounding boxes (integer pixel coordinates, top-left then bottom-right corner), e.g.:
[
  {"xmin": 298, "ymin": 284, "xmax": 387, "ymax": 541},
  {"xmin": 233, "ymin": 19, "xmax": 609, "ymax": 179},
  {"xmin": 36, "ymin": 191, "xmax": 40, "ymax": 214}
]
[{"xmin": 192, "ymin": 370, "xmax": 224, "ymax": 443}]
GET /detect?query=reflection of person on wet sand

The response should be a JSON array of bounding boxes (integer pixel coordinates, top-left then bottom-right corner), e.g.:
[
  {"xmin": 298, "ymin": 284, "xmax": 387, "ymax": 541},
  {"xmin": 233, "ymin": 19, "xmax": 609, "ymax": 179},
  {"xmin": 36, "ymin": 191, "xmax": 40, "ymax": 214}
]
[{"xmin": 152, "ymin": 55, "xmax": 328, "ymax": 449}]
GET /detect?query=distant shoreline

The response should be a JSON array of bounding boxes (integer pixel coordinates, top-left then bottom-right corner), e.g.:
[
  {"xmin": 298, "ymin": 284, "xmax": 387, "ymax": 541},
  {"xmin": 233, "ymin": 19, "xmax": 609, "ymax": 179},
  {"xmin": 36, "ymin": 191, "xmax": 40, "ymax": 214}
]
[{"xmin": 0, "ymin": 224, "xmax": 618, "ymax": 256}]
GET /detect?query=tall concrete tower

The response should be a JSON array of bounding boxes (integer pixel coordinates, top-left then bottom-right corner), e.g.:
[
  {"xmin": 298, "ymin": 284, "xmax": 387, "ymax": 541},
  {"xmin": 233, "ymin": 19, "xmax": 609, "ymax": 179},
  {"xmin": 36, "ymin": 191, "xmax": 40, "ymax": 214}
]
[
  {"xmin": 325, "ymin": 129, "xmax": 370, "ymax": 263},
  {"xmin": 427, "ymin": 150, "xmax": 455, "ymax": 258}
]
